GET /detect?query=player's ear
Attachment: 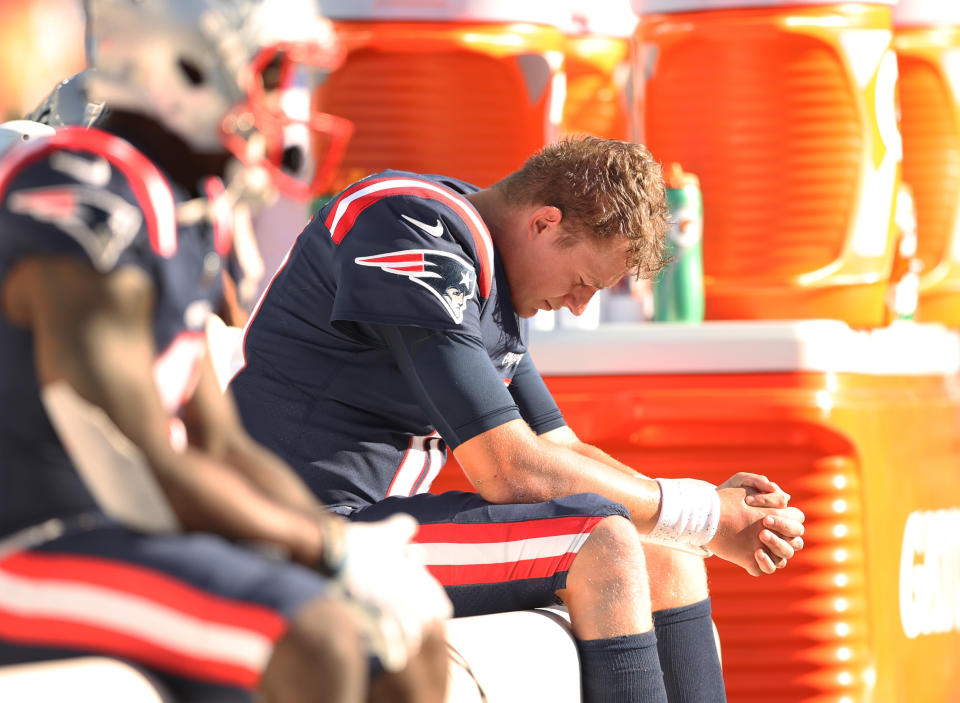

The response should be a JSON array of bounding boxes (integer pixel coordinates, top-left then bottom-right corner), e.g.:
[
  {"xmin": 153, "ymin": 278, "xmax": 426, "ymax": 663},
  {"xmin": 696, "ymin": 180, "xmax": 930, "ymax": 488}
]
[{"xmin": 528, "ymin": 205, "xmax": 562, "ymax": 240}]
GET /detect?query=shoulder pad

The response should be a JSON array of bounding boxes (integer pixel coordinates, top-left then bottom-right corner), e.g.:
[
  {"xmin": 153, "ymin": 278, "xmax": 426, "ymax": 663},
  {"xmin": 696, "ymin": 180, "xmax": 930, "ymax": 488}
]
[
  {"xmin": 323, "ymin": 174, "xmax": 493, "ymax": 298},
  {"xmin": 0, "ymin": 126, "xmax": 177, "ymax": 258}
]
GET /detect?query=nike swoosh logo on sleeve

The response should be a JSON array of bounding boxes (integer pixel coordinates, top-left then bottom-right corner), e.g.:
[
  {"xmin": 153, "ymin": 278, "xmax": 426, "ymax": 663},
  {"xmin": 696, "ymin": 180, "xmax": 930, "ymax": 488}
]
[{"xmin": 401, "ymin": 213, "xmax": 444, "ymax": 237}]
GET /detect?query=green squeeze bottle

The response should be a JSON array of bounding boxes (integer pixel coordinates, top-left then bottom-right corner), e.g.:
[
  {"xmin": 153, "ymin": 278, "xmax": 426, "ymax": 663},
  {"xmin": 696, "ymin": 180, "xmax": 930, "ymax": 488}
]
[{"xmin": 653, "ymin": 163, "xmax": 704, "ymax": 323}]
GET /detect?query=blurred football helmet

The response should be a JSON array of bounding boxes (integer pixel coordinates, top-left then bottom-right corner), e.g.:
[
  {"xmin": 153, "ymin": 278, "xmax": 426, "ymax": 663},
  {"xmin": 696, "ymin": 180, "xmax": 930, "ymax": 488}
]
[
  {"xmin": 27, "ymin": 70, "xmax": 105, "ymax": 129},
  {"xmin": 83, "ymin": 0, "xmax": 352, "ymax": 200}
]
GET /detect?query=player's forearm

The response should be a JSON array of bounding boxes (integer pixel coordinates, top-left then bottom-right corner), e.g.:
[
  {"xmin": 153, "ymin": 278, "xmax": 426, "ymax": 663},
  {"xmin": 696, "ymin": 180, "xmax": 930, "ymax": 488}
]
[
  {"xmin": 152, "ymin": 446, "xmax": 325, "ymax": 564},
  {"xmin": 560, "ymin": 438, "xmax": 646, "ymax": 479},
  {"xmin": 219, "ymin": 432, "xmax": 328, "ymax": 516},
  {"xmin": 456, "ymin": 421, "xmax": 663, "ymax": 532},
  {"xmin": 539, "ymin": 426, "xmax": 648, "ymax": 479},
  {"xmin": 181, "ymin": 354, "xmax": 328, "ymax": 517},
  {"xmin": 535, "ymin": 436, "xmax": 664, "ymax": 531}
]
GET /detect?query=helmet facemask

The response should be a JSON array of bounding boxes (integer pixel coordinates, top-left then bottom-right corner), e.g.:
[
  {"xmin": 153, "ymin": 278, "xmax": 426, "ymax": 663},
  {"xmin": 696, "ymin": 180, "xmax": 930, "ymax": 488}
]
[
  {"xmin": 221, "ymin": 41, "xmax": 353, "ymax": 203},
  {"xmin": 85, "ymin": 0, "xmax": 352, "ymax": 204}
]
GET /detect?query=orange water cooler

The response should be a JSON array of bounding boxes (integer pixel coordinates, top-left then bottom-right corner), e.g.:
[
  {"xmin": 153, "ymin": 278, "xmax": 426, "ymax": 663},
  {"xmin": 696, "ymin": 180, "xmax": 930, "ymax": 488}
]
[
  {"xmin": 634, "ymin": 0, "xmax": 901, "ymax": 326},
  {"xmin": 317, "ymin": 0, "xmax": 567, "ymax": 191},
  {"xmin": 432, "ymin": 321, "xmax": 960, "ymax": 702},
  {"xmin": 893, "ymin": 1, "xmax": 960, "ymax": 327},
  {"xmin": 562, "ymin": 1, "xmax": 637, "ymax": 141}
]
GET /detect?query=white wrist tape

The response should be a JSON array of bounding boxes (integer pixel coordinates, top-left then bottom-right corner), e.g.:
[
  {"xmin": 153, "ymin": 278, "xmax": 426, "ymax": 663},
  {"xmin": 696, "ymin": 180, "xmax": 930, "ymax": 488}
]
[{"xmin": 650, "ymin": 478, "xmax": 721, "ymax": 549}]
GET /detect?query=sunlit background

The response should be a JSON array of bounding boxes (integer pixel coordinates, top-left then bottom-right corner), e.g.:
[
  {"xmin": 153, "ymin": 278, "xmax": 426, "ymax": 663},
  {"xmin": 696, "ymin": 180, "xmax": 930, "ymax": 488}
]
[
  {"xmin": 0, "ymin": 1, "xmax": 86, "ymax": 121},
  {"xmin": 2, "ymin": 2, "xmax": 960, "ymax": 702}
]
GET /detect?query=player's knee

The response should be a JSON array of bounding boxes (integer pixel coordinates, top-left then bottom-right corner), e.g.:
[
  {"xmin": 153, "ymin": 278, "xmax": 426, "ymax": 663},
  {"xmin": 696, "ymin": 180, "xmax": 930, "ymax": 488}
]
[
  {"xmin": 262, "ymin": 597, "xmax": 366, "ymax": 701},
  {"xmin": 581, "ymin": 514, "xmax": 647, "ymax": 577},
  {"xmin": 370, "ymin": 623, "xmax": 449, "ymax": 703},
  {"xmin": 409, "ymin": 622, "xmax": 450, "ymax": 698},
  {"xmin": 294, "ymin": 599, "xmax": 365, "ymax": 676},
  {"xmin": 563, "ymin": 514, "xmax": 651, "ymax": 617},
  {"xmin": 419, "ymin": 621, "xmax": 450, "ymax": 683}
]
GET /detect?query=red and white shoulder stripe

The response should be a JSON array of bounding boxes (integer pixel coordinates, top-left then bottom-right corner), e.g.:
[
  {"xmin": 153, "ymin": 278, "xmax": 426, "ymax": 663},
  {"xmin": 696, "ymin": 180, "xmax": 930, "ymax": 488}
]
[
  {"xmin": 323, "ymin": 176, "xmax": 494, "ymax": 298},
  {"xmin": 0, "ymin": 126, "xmax": 177, "ymax": 258}
]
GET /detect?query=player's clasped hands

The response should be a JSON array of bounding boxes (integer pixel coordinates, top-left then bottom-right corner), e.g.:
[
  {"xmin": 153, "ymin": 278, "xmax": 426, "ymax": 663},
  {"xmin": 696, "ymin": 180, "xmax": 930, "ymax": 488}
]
[
  {"xmin": 323, "ymin": 514, "xmax": 453, "ymax": 673},
  {"xmin": 712, "ymin": 472, "xmax": 805, "ymax": 577}
]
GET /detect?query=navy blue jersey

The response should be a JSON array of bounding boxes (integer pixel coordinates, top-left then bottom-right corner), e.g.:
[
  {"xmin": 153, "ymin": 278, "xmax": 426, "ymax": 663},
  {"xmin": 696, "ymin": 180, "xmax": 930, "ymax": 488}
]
[
  {"xmin": 232, "ymin": 170, "xmax": 564, "ymax": 509},
  {"xmin": 0, "ymin": 127, "xmax": 227, "ymax": 536}
]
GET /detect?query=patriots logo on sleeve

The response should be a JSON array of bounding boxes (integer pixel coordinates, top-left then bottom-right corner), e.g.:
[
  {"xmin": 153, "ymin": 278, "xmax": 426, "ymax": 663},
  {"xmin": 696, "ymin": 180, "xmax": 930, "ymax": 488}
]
[
  {"xmin": 355, "ymin": 249, "xmax": 477, "ymax": 324},
  {"xmin": 8, "ymin": 184, "xmax": 142, "ymax": 272}
]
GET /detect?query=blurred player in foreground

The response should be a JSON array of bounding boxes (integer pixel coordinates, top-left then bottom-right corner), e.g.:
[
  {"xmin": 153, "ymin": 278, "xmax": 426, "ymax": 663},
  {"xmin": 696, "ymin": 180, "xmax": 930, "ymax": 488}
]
[
  {"xmin": 0, "ymin": 1, "xmax": 450, "ymax": 701},
  {"xmin": 229, "ymin": 137, "xmax": 807, "ymax": 702},
  {"xmin": 24, "ymin": 50, "xmax": 343, "ymax": 327}
]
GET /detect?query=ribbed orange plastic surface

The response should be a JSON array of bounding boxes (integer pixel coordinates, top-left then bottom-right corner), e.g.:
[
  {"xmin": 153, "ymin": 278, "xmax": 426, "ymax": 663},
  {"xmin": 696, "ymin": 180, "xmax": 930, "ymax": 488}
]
[
  {"xmin": 639, "ymin": 5, "xmax": 897, "ymax": 325},
  {"xmin": 546, "ymin": 374, "xmax": 872, "ymax": 702},
  {"xmin": 701, "ymin": 455, "xmax": 868, "ymax": 703},
  {"xmin": 898, "ymin": 56, "xmax": 958, "ymax": 271},
  {"xmin": 321, "ymin": 21, "xmax": 562, "ymax": 190},
  {"xmin": 645, "ymin": 31, "xmax": 859, "ymax": 278},
  {"xmin": 562, "ymin": 36, "xmax": 632, "ymax": 141},
  {"xmin": 895, "ymin": 27, "xmax": 960, "ymax": 326},
  {"xmin": 432, "ymin": 377, "xmax": 869, "ymax": 702},
  {"xmin": 432, "ymin": 369, "xmax": 960, "ymax": 701}
]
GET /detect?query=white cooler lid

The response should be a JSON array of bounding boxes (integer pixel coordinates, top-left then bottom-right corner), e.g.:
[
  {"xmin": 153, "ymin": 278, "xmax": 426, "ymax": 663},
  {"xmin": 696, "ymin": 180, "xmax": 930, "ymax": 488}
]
[
  {"xmin": 319, "ymin": 0, "xmax": 568, "ymax": 26},
  {"xmin": 566, "ymin": 0, "xmax": 639, "ymax": 37},
  {"xmin": 529, "ymin": 319, "xmax": 960, "ymax": 376},
  {"xmin": 894, "ymin": 0, "xmax": 960, "ymax": 27},
  {"xmin": 632, "ymin": 0, "xmax": 894, "ymax": 14}
]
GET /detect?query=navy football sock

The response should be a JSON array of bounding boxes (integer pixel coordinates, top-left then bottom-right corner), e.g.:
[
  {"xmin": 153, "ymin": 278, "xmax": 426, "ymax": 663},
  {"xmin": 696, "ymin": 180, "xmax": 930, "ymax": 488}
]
[
  {"xmin": 576, "ymin": 631, "xmax": 668, "ymax": 703},
  {"xmin": 653, "ymin": 597, "xmax": 727, "ymax": 702}
]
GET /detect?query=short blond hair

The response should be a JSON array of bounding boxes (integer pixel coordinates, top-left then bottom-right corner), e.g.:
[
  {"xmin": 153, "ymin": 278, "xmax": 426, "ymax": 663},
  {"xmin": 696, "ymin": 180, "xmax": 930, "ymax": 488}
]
[{"xmin": 495, "ymin": 135, "xmax": 670, "ymax": 279}]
